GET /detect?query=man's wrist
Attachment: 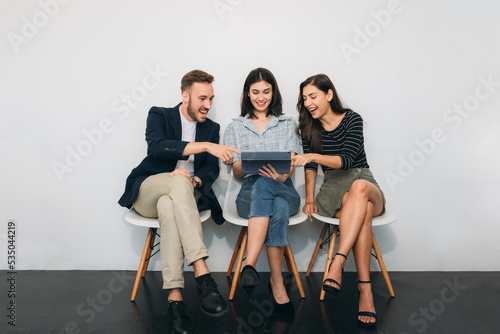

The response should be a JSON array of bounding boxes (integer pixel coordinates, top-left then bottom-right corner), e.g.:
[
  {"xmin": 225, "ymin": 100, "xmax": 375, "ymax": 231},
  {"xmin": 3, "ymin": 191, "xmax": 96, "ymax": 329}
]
[{"xmin": 193, "ymin": 176, "xmax": 201, "ymax": 188}]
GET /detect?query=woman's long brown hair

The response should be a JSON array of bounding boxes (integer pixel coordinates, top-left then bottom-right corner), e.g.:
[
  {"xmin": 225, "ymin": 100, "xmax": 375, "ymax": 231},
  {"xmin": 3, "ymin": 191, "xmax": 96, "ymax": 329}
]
[{"xmin": 295, "ymin": 74, "xmax": 352, "ymax": 153}]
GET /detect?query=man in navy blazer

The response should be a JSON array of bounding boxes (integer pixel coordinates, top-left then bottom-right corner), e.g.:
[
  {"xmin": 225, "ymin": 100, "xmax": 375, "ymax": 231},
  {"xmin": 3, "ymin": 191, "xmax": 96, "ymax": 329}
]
[{"xmin": 119, "ymin": 70, "xmax": 239, "ymax": 334}]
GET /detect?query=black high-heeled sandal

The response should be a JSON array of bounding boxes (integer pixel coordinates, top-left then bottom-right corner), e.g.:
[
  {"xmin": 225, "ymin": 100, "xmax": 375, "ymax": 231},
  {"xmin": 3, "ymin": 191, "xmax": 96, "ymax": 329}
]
[
  {"xmin": 241, "ymin": 265, "xmax": 259, "ymax": 299},
  {"xmin": 357, "ymin": 280, "xmax": 377, "ymax": 329},
  {"xmin": 322, "ymin": 253, "xmax": 347, "ymax": 294}
]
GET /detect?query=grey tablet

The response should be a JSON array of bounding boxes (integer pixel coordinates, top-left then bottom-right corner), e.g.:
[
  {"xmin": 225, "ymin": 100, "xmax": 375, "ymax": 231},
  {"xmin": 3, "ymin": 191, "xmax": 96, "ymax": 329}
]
[{"xmin": 241, "ymin": 150, "xmax": 292, "ymax": 175}]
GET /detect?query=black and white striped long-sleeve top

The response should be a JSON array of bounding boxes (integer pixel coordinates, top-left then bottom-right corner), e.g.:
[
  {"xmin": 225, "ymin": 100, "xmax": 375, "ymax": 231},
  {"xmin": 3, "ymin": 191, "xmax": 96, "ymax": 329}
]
[{"xmin": 303, "ymin": 111, "xmax": 369, "ymax": 172}]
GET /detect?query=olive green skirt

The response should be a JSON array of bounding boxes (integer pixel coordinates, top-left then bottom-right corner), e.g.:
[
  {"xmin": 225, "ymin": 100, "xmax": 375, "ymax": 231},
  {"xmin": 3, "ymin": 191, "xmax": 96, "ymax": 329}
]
[{"xmin": 315, "ymin": 168, "xmax": 386, "ymax": 218}]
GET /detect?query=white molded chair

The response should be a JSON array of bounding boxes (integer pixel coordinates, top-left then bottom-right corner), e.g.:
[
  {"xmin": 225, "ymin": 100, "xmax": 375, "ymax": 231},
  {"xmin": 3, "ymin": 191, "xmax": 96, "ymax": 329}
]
[
  {"xmin": 125, "ymin": 208, "xmax": 211, "ymax": 301},
  {"xmin": 304, "ymin": 171, "xmax": 396, "ymax": 300},
  {"xmin": 306, "ymin": 209, "xmax": 397, "ymax": 300},
  {"xmin": 223, "ymin": 171, "xmax": 308, "ymax": 301}
]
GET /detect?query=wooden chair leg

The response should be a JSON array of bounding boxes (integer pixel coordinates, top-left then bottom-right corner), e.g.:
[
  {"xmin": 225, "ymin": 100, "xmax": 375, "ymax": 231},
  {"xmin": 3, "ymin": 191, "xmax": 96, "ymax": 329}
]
[
  {"xmin": 229, "ymin": 227, "xmax": 248, "ymax": 300},
  {"xmin": 284, "ymin": 251, "xmax": 293, "ymax": 274},
  {"xmin": 131, "ymin": 227, "xmax": 155, "ymax": 302},
  {"xmin": 141, "ymin": 228, "xmax": 157, "ymax": 277},
  {"xmin": 284, "ymin": 245, "xmax": 305, "ymax": 299},
  {"xmin": 306, "ymin": 224, "xmax": 329, "ymax": 276},
  {"xmin": 320, "ymin": 225, "xmax": 338, "ymax": 301},
  {"xmin": 372, "ymin": 233, "xmax": 395, "ymax": 298},
  {"xmin": 227, "ymin": 227, "xmax": 245, "ymax": 276}
]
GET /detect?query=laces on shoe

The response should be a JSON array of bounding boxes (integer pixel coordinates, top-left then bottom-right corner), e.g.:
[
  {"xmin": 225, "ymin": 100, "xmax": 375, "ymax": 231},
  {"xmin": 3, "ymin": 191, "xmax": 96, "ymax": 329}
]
[
  {"xmin": 169, "ymin": 301, "xmax": 187, "ymax": 317},
  {"xmin": 198, "ymin": 276, "xmax": 218, "ymax": 297}
]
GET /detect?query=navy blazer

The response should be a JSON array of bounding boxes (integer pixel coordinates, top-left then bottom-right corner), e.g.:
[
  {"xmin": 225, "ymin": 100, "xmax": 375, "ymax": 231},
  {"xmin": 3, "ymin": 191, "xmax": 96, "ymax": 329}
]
[{"xmin": 118, "ymin": 103, "xmax": 224, "ymax": 224}]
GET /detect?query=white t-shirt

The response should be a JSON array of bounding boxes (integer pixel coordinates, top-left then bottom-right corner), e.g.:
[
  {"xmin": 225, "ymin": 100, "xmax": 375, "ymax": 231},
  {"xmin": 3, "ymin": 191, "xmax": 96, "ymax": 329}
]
[{"xmin": 175, "ymin": 105, "xmax": 196, "ymax": 175}]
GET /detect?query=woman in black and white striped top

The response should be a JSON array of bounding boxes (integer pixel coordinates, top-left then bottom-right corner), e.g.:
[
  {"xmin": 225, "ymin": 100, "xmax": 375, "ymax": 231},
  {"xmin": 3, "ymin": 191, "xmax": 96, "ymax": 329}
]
[{"xmin": 292, "ymin": 74, "xmax": 385, "ymax": 329}]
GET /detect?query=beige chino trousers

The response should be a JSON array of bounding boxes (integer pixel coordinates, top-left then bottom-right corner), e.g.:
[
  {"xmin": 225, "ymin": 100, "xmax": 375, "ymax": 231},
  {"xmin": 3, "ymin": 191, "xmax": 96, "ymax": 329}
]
[{"xmin": 133, "ymin": 173, "xmax": 208, "ymax": 289}]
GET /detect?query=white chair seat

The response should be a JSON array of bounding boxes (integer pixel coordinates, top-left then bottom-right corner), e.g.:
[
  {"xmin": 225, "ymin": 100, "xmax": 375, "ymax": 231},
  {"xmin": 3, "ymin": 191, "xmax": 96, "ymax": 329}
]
[
  {"xmin": 126, "ymin": 208, "xmax": 211, "ymax": 228},
  {"xmin": 312, "ymin": 208, "xmax": 397, "ymax": 227}
]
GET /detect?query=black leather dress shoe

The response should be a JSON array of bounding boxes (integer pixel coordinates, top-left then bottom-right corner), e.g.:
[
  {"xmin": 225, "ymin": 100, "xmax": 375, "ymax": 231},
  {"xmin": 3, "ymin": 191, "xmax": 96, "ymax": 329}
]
[
  {"xmin": 168, "ymin": 301, "xmax": 195, "ymax": 334},
  {"xmin": 196, "ymin": 275, "xmax": 228, "ymax": 316}
]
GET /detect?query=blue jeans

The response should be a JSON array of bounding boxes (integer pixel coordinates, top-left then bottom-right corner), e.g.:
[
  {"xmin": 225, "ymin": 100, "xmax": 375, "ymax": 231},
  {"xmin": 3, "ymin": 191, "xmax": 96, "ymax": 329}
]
[{"xmin": 236, "ymin": 175, "xmax": 300, "ymax": 247}]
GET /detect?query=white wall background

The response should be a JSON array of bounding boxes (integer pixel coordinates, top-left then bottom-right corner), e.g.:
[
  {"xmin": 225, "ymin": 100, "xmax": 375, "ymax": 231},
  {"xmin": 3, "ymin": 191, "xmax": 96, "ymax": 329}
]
[{"xmin": 1, "ymin": 0, "xmax": 499, "ymax": 272}]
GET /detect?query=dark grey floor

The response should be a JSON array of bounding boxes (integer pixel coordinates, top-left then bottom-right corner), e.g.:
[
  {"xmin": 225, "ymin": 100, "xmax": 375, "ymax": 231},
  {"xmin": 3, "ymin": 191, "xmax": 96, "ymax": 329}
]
[{"xmin": 2, "ymin": 270, "xmax": 499, "ymax": 334}]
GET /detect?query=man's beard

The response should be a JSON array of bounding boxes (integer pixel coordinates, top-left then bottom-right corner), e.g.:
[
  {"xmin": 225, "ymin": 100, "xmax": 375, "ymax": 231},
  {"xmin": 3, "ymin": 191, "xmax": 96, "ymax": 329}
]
[{"xmin": 187, "ymin": 98, "xmax": 206, "ymax": 122}]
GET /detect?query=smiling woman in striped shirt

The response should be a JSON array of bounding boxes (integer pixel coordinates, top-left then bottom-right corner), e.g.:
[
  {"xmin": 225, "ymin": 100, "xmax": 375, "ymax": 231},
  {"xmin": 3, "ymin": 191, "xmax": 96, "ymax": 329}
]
[{"xmin": 292, "ymin": 74, "xmax": 386, "ymax": 329}]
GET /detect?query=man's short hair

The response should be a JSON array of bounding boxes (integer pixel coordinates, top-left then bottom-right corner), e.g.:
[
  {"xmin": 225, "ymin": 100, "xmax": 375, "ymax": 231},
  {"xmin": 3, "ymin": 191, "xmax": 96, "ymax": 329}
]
[{"xmin": 181, "ymin": 70, "xmax": 214, "ymax": 93}]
